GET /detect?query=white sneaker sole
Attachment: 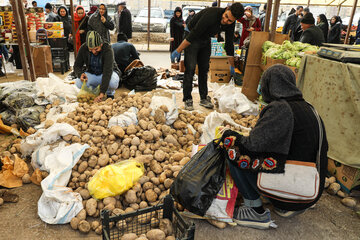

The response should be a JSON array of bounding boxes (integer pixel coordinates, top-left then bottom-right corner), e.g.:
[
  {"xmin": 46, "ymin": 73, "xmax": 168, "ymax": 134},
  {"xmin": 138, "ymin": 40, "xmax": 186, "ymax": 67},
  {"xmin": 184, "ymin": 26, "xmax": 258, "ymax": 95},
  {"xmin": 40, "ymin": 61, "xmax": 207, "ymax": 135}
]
[{"xmin": 233, "ymin": 219, "xmax": 272, "ymax": 230}]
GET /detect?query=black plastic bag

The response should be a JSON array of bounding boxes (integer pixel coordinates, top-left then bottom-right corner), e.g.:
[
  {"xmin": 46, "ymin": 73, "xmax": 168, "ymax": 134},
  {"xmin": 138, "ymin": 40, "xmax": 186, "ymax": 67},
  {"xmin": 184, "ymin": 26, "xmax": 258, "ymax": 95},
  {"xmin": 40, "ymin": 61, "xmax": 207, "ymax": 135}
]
[
  {"xmin": 3, "ymin": 92, "xmax": 35, "ymax": 110},
  {"xmin": 16, "ymin": 105, "xmax": 45, "ymax": 130},
  {"xmin": 122, "ymin": 66, "xmax": 157, "ymax": 91},
  {"xmin": 0, "ymin": 109, "xmax": 17, "ymax": 126},
  {"xmin": 170, "ymin": 140, "xmax": 226, "ymax": 216}
]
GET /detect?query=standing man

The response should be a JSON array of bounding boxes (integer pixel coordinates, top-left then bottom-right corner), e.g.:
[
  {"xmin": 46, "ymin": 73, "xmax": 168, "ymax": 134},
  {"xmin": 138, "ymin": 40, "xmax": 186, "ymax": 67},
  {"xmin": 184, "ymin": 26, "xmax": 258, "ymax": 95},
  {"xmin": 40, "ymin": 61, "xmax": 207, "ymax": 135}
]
[
  {"xmin": 171, "ymin": 3, "xmax": 245, "ymax": 111},
  {"xmin": 32, "ymin": 1, "xmax": 37, "ymax": 7},
  {"xmin": 112, "ymin": 33, "xmax": 139, "ymax": 74},
  {"xmin": 292, "ymin": 7, "xmax": 310, "ymax": 41},
  {"xmin": 282, "ymin": 6, "xmax": 303, "ymax": 35},
  {"xmin": 74, "ymin": 31, "xmax": 121, "ymax": 102},
  {"xmin": 299, "ymin": 13, "xmax": 325, "ymax": 46},
  {"xmin": 259, "ymin": 3, "xmax": 267, "ymax": 31},
  {"xmin": 45, "ymin": 3, "xmax": 60, "ymax": 22},
  {"xmin": 114, "ymin": 1, "xmax": 132, "ymax": 39}
]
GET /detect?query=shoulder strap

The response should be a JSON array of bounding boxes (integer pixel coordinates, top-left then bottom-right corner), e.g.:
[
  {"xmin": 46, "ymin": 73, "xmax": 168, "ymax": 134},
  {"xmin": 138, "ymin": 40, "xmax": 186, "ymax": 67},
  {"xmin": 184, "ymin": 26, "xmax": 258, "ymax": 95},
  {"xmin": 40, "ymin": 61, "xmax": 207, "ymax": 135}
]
[{"xmin": 307, "ymin": 102, "xmax": 323, "ymax": 173}]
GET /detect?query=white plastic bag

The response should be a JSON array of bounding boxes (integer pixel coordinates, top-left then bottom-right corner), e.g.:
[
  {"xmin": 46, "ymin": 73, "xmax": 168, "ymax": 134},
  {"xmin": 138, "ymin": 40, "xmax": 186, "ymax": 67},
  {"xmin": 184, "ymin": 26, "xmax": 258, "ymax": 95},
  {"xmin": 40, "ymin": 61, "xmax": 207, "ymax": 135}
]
[
  {"xmin": 150, "ymin": 92, "xmax": 178, "ymax": 125},
  {"xmin": 200, "ymin": 111, "xmax": 251, "ymax": 144},
  {"xmin": 36, "ymin": 73, "xmax": 80, "ymax": 103},
  {"xmin": 38, "ymin": 143, "xmax": 89, "ymax": 224},
  {"xmin": 108, "ymin": 107, "xmax": 138, "ymax": 128},
  {"xmin": 213, "ymin": 80, "xmax": 258, "ymax": 115},
  {"xmin": 21, "ymin": 123, "xmax": 79, "ymax": 156},
  {"xmin": 35, "ymin": 102, "xmax": 78, "ymax": 129}
]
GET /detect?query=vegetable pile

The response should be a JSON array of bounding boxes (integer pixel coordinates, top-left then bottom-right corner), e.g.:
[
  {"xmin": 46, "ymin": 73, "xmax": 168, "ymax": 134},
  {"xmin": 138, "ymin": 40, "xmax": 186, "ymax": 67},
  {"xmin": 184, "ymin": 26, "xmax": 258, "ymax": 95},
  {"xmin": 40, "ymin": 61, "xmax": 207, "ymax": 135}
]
[{"xmin": 262, "ymin": 40, "xmax": 319, "ymax": 68}]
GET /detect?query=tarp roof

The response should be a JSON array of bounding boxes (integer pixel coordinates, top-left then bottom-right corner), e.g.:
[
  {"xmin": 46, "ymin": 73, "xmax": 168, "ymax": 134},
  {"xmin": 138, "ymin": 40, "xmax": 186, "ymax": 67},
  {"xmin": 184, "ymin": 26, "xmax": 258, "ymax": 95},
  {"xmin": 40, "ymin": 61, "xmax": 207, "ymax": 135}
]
[{"xmin": 175, "ymin": 0, "xmax": 360, "ymax": 7}]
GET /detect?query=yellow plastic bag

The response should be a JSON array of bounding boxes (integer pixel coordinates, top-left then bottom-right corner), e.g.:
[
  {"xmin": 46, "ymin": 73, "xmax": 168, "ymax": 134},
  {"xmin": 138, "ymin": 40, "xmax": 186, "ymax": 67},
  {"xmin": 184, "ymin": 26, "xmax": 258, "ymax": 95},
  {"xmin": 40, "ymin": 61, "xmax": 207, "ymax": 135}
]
[
  {"xmin": 88, "ymin": 160, "xmax": 145, "ymax": 200},
  {"xmin": 77, "ymin": 81, "xmax": 100, "ymax": 103}
]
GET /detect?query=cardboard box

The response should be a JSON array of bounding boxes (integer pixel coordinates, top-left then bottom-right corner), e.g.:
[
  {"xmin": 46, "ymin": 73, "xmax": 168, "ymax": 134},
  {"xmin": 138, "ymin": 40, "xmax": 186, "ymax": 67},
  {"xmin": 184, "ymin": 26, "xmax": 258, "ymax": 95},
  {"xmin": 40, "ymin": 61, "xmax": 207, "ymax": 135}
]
[
  {"xmin": 262, "ymin": 57, "xmax": 286, "ymax": 70},
  {"xmin": 328, "ymin": 158, "xmax": 360, "ymax": 193},
  {"xmin": 43, "ymin": 22, "xmax": 63, "ymax": 30},
  {"xmin": 47, "ymin": 29, "xmax": 64, "ymax": 38},
  {"xmin": 179, "ymin": 60, "xmax": 198, "ymax": 74},
  {"xmin": 210, "ymin": 70, "xmax": 231, "ymax": 83},
  {"xmin": 209, "ymin": 57, "xmax": 230, "ymax": 70}
]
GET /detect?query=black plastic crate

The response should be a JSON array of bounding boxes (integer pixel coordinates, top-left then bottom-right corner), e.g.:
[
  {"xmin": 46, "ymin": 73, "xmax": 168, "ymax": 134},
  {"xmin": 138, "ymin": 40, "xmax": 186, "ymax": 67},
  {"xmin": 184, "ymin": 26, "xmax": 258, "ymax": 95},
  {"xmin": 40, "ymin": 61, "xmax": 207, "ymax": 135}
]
[{"xmin": 101, "ymin": 195, "xmax": 195, "ymax": 240}]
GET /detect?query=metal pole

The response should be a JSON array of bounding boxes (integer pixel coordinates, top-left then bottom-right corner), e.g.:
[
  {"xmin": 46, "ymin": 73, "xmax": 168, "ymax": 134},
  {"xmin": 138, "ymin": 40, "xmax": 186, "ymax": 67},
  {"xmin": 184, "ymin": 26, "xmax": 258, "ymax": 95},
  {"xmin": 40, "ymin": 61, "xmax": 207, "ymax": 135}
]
[
  {"xmin": 217, "ymin": 0, "xmax": 221, "ymax": 7},
  {"xmin": 344, "ymin": 0, "xmax": 358, "ymax": 44},
  {"xmin": 10, "ymin": 0, "xmax": 29, "ymax": 80},
  {"xmin": 70, "ymin": 0, "xmax": 77, "ymax": 57},
  {"xmin": 147, "ymin": 0, "xmax": 150, "ymax": 50},
  {"xmin": 270, "ymin": 0, "xmax": 280, "ymax": 42},
  {"xmin": 264, "ymin": 0, "xmax": 273, "ymax": 32},
  {"xmin": 337, "ymin": 5, "xmax": 341, "ymax": 15},
  {"xmin": 307, "ymin": 0, "xmax": 310, "ymax": 7},
  {"xmin": 17, "ymin": 0, "xmax": 36, "ymax": 81}
]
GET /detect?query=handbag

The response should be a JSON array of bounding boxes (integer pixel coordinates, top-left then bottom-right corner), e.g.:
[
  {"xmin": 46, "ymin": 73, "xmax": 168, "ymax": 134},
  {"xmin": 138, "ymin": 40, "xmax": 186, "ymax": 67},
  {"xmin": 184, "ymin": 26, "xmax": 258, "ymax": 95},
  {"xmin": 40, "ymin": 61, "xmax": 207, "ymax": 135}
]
[{"xmin": 257, "ymin": 105, "xmax": 323, "ymax": 203}]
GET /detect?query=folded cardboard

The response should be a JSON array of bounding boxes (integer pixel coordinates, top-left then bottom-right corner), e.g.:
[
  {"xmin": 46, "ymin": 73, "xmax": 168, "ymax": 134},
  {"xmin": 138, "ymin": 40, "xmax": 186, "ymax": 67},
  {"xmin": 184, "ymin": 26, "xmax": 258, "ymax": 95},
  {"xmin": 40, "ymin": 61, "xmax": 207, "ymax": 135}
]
[{"xmin": 328, "ymin": 158, "xmax": 360, "ymax": 193}]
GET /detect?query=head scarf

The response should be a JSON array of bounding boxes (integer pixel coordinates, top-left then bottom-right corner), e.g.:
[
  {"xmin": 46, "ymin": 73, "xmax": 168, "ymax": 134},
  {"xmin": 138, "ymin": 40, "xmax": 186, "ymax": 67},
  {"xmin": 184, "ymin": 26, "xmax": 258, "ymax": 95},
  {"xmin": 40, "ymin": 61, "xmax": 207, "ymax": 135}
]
[{"xmin": 88, "ymin": 6, "xmax": 98, "ymax": 16}]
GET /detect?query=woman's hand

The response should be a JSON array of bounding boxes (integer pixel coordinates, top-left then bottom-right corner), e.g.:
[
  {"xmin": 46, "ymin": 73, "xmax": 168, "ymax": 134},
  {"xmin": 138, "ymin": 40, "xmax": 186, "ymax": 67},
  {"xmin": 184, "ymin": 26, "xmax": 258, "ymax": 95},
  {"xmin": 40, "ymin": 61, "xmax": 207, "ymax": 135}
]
[
  {"xmin": 101, "ymin": 16, "xmax": 106, "ymax": 23},
  {"xmin": 79, "ymin": 30, "xmax": 85, "ymax": 34},
  {"xmin": 247, "ymin": 27, "xmax": 254, "ymax": 32}
]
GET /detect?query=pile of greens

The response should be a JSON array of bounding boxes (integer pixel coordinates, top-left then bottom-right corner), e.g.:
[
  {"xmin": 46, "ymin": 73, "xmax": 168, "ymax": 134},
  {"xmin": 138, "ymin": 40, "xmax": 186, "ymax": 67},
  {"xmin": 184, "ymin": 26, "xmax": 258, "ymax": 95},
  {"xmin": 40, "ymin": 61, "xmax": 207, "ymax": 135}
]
[{"xmin": 262, "ymin": 40, "xmax": 319, "ymax": 68}]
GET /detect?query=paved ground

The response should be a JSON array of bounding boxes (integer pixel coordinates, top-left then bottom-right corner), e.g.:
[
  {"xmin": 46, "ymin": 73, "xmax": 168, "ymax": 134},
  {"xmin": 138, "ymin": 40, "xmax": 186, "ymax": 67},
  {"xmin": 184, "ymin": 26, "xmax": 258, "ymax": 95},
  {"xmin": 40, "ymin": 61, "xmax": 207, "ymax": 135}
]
[{"xmin": 1, "ymin": 51, "xmax": 359, "ymax": 239}]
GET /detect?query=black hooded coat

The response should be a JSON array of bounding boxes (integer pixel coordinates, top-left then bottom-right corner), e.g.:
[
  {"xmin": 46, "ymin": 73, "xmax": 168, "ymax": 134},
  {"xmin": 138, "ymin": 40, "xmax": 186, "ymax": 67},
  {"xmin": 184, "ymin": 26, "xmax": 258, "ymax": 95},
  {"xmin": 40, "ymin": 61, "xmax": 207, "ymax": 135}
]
[
  {"xmin": 57, "ymin": 6, "xmax": 72, "ymax": 37},
  {"xmin": 224, "ymin": 65, "xmax": 328, "ymax": 211},
  {"xmin": 317, "ymin": 14, "xmax": 329, "ymax": 42},
  {"xmin": 328, "ymin": 16, "xmax": 342, "ymax": 44},
  {"xmin": 170, "ymin": 7, "xmax": 185, "ymax": 52},
  {"xmin": 88, "ymin": 4, "xmax": 115, "ymax": 43}
]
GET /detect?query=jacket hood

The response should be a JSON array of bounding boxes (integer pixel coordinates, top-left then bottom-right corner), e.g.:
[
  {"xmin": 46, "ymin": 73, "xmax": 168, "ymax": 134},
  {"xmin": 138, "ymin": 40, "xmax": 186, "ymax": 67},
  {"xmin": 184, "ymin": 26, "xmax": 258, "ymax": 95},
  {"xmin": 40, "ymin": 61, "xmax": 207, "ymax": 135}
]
[
  {"xmin": 88, "ymin": 6, "xmax": 98, "ymax": 15},
  {"xmin": 260, "ymin": 64, "xmax": 303, "ymax": 103},
  {"xmin": 173, "ymin": 7, "xmax": 183, "ymax": 19},
  {"xmin": 57, "ymin": 5, "xmax": 69, "ymax": 18},
  {"xmin": 331, "ymin": 16, "xmax": 342, "ymax": 26}
]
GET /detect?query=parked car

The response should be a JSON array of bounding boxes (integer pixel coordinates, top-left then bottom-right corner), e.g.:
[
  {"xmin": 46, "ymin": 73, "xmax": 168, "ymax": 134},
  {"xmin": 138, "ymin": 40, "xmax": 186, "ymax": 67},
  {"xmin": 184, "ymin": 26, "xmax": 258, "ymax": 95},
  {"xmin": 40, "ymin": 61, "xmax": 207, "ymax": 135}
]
[
  {"xmin": 132, "ymin": 7, "xmax": 167, "ymax": 32},
  {"xmin": 164, "ymin": 10, "xmax": 174, "ymax": 23}
]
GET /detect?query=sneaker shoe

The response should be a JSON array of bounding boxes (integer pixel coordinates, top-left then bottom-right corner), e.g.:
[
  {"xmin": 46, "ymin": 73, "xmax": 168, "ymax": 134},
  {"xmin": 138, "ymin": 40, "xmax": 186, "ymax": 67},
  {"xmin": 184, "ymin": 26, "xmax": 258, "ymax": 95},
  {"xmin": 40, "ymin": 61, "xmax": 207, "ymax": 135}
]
[
  {"xmin": 273, "ymin": 207, "xmax": 306, "ymax": 218},
  {"xmin": 185, "ymin": 99, "xmax": 194, "ymax": 111},
  {"xmin": 233, "ymin": 205, "xmax": 276, "ymax": 229},
  {"xmin": 199, "ymin": 96, "xmax": 214, "ymax": 109}
]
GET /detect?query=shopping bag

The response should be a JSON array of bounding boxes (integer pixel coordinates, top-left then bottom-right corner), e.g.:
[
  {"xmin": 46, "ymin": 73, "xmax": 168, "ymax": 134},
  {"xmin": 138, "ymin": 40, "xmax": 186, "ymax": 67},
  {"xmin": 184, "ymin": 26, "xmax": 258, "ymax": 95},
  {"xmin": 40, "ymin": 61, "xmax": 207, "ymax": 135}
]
[
  {"xmin": 76, "ymin": 81, "xmax": 100, "ymax": 103},
  {"xmin": 88, "ymin": 160, "xmax": 145, "ymax": 200},
  {"xmin": 170, "ymin": 140, "xmax": 226, "ymax": 216},
  {"xmin": 31, "ymin": 45, "xmax": 53, "ymax": 77}
]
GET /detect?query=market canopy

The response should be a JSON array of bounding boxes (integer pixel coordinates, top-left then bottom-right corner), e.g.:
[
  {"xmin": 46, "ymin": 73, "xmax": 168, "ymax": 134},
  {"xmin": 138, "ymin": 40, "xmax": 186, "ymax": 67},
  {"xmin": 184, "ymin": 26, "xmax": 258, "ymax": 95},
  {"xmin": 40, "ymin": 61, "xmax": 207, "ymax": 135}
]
[{"xmin": 173, "ymin": 0, "xmax": 360, "ymax": 7}]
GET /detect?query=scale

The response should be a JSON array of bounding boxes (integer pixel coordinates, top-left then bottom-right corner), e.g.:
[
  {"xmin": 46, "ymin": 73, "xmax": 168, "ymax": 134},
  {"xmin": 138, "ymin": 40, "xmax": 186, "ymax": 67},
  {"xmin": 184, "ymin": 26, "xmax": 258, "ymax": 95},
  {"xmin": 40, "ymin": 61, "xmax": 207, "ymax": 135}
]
[{"xmin": 318, "ymin": 43, "xmax": 360, "ymax": 64}]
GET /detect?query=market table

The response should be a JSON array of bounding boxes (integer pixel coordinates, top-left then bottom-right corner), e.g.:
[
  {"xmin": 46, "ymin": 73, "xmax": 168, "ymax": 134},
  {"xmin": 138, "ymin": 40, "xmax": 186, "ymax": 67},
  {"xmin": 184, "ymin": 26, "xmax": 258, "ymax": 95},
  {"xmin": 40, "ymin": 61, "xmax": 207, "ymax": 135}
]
[{"xmin": 297, "ymin": 54, "xmax": 360, "ymax": 168}]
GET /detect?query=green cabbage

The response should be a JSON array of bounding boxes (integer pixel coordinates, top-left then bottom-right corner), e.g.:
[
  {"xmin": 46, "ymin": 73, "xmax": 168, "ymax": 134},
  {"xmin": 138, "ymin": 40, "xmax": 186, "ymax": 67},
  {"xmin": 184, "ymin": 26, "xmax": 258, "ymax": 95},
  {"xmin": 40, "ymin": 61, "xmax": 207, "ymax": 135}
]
[
  {"xmin": 262, "ymin": 41, "xmax": 279, "ymax": 52},
  {"xmin": 302, "ymin": 46, "xmax": 319, "ymax": 52},
  {"xmin": 285, "ymin": 57, "xmax": 301, "ymax": 67}
]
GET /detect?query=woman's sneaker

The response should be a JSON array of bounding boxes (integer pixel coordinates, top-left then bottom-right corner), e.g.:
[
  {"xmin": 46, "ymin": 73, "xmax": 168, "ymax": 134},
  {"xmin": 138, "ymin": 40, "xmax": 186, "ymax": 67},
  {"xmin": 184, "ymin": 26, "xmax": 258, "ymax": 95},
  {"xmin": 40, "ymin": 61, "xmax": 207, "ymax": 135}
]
[
  {"xmin": 273, "ymin": 207, "xmax": 306, "ymax": 218},
  {"xmin": 233, "ymin": 205, "xmax": 277, "ymax": 229}
]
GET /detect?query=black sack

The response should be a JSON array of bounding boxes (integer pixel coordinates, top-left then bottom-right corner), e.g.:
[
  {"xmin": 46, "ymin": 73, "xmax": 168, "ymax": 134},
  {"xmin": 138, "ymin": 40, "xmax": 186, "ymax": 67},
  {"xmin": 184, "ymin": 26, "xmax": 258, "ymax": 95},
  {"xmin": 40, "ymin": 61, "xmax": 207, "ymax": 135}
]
[
  {"xmin": 170, "ymin": 140, "xmax": 226, "ymax": 216},
  {"xmin": 122, "ymin": 66, "xmax": 157, "ymax": 91}
]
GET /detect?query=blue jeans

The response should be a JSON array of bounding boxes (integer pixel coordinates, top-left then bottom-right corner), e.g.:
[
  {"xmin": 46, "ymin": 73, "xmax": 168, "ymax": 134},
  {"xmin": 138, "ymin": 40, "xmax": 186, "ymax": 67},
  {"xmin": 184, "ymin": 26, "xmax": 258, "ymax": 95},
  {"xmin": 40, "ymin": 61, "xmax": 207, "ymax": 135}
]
[
  {"xmin": 228, "ymin": 159, "xmax": 263, "ymax": 207},
  {"xmin": 75, "ymin": 71, "xmax": 119, "ymax": 96}
]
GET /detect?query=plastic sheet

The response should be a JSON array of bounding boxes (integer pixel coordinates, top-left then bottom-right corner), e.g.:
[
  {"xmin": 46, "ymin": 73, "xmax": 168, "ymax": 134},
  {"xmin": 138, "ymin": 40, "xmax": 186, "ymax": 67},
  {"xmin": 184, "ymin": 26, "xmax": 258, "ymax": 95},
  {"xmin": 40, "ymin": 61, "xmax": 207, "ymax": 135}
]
[
  {"xmin": 88, "ymin": 160, "xmax": 145, "ymax": 200},
  {"xmin": 170, "ymin": 140, "xmax": 226, "ymax": 216}
]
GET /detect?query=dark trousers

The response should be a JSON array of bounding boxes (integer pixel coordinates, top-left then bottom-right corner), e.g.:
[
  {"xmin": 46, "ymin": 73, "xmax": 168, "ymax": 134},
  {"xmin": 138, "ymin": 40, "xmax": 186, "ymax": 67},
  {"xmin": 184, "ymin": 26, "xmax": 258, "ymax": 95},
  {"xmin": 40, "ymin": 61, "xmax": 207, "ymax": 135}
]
[
  {"xmin": 183, "ymin": 38, "xmax": 211, "ymax": 101},
  {"xmin": 228, "ymin": 159, "xmax": 263, "ymax": 207}
]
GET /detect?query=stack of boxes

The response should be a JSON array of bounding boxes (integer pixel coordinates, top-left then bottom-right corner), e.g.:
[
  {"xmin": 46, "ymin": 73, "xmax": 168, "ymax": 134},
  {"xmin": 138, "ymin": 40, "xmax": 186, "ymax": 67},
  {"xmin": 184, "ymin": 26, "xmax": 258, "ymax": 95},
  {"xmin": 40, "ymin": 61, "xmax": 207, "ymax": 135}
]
[
  {"xmin": 0, "ymin": 6, "xmax": 14, "ymax": 43},
  {"xmin": 43, "ymin": 22, "xmax": 64, "ymax": 38},
  {"xmin": 26, "ymin": 7, "xmax": 45, "ymax": 31}
]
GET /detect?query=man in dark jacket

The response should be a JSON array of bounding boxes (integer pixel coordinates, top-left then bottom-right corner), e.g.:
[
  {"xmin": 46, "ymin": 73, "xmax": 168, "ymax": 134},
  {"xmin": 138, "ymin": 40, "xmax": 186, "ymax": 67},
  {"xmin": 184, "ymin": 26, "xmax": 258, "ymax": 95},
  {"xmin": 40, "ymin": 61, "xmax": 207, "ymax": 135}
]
[
  {"xmin": 45, "ymin": 3, "xmax": 59, "ymax": 22},
  {"xmin": 114, "ymin": 1, "xmax": 132, "ymax": 39},
  {"xmin": 282, "ymin": 6, "xmax": 303, "ymax": 34},
  {"xmin": 171, "ymin": 3, "xmax": 244, "ymax": 111},
  {"xmin": 300, "ymin": 13, "xmax": 324, "ymax": 46},
  {"xmin": 112, "ymin": 33, "xmax": 139, "ymax": 73},
  {"xmin": 259, "ymin": 3, "xmax": 267, "ymax": 31},
  {"xmin": 74, "ymin": 31, "xmax": 120, "ymax": 102},
  {"xmin": 185, "ymin": 9, "xmax": 195, "ymax": 26},
  {"xmin": 292, "ymin": 7, "xmax": 310, "ymax": 41}
]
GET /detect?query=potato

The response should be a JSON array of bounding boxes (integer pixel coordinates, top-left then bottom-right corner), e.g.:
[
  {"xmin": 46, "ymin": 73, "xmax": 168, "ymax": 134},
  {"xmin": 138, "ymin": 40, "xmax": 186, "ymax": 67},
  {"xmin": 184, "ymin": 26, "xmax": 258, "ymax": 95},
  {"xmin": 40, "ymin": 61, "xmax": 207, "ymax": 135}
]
[
  {"xmin": 164, "ymin": 135, "xmax": 178, "ymax": 146},
  {"xmin": 154, "ymin": 150, "xmax": 166, "ymax": 162},
  {"xmin": 127, "ymin": 124, "xmax": 137, "ymax": 135},
  {"xmin": 79, "ymin": 189, "xmax": 91, "ymax": 200},
  {"xmin": 164, "ymin": 179, "xmax": 173, "ymax": 189},
  {"xmin": 93, "ymin": 110, "xmax": 102, "ymax": 121},
  {"xmin": 154, "ymin": 109, "xmax": 166, "ymax": 124},
  {"xmin": 76, "ymin": 209, "xmax": 87, "ymax": 220},
  {"xmin": 98, "ymin": 154, "xmax": 109, "ymax": 167},
  {"xmin": 165, "ymin": 236, "xmax": 175, "ymax": 240},
  {"xmin": 91, "ymin": 220, "xmax": 100, "ymax": 231},
  {"xmin": 327, "ymin": 183, "xmax": 341, "ymax": 195},
  {"xmin": 145, "ymin": 189, "xmax": 158, "ymax": 202},
  {"xmin": 112, "ymin": 208, "xmax": 125, "ymax": 216},
  {"xmin": 139, "ymin": 176, "xmax": 150, "ymax": 185},
  {"xmin": 78, "ymin": 161, "xmax": 88, "ymax": 174},
  {"xmin": 143, "ymin": 182, "xmax": 154, "ymax": 191},
  {"xmin": 139, "ymin": 119, "xmax": 149, "ymax": 130},
  {"xmin": 159, "ymin": 218, "xmax": 173, "ymax": 236},
  {"xmin": 110, "ymin": 126, "xmax": 125, "ymax": 138},
  {"xmin": 131, "ymin": 137, "xmax": 141, "ymax": 146},
  {"xmin": 139, "ymin": 201, "xmax": 148, "ymax": 209},
  {"xmin": 138, "ymin": 108, "xmax": 151, "ymax": 119},
  {"xmin": 142, "ymin": 131, "xmax": 154, "ymax": 142},
  {"xmin": 171, "ymin": 152, "xmax": 185, "ymax": 162},
  {"xmin": 104, "ymin": 203, "xmax": 115, "ymax": 212},
  {"xmin": 95, "ymin": 225, "xmax": 103, "ymax": 235},
  {"xmin": 70, "ymin": 217, "xmax": 80, "ymax": 230},
  {"xmin": 86, "ymin": 198, "xmax": 97, "ymax": 216},
  {"xmin": 150, "ymin": 161, "xmax": 163, "ymax": 175},
  {"xmin": 337, "ymin": 190, "xmax": 349, "ymax": 198},
  {"xmin": 116, "ymin": 220, "xmax": 127, "ymax": 230},
  {"xmin": 107, "ymin": 142, "xmax": 119, "ymax": 155},
  {"xmin": 173, "ymin": 120, "xmax": 186, "ymax": 129},
  {"xmin": 179, "ymin": 157, "xmax": 190, "ymax": 166},
  {"xmin": 78, "ymin": 220, "xmax": 91, "ymax": 233},
  {"xmin": 151, "ymin": 177, "xmax": 160, "ymax": 186},
  {"xmin": 125, "ymin": 190, "xmax": 137, "ymax": 204},
  {"xmin": 341, "ymin": 197, "xmax": 357, "ymax": 209},
  {"xmin": 146, "ymin": 229, "xmax": 166, "ymax": 240},
  {"xmin": 22, "ymin": 174, "xmax": 31, "ymax": 184}
]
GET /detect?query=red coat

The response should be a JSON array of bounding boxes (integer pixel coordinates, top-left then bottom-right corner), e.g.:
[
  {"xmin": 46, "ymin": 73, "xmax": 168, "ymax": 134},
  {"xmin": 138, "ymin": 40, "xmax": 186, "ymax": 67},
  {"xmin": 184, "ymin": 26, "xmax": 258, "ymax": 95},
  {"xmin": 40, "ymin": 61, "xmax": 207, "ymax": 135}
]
[{"xmin": 239, "ymin": 17, "xmax": 261, "ymax": 47}]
